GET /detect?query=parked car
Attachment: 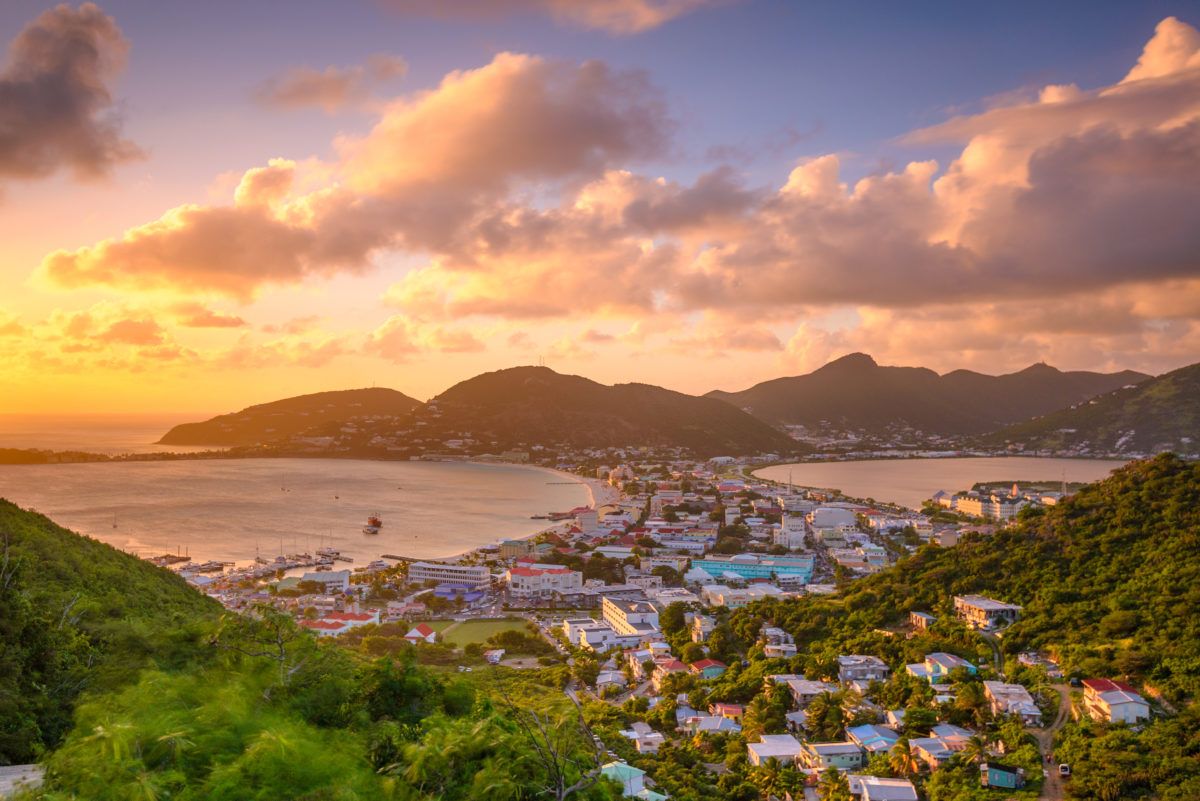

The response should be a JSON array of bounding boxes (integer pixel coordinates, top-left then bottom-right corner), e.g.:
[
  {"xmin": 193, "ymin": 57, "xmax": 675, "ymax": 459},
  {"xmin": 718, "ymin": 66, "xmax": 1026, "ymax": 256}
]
[{"xmin": 1059, "ymin": 764, "xmax": 1071, "ymax": 777}]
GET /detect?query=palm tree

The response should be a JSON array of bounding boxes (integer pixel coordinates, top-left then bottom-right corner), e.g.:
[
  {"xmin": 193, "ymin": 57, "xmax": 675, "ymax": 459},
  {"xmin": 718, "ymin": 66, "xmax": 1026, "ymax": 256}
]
[
  {"xmin": 817, "ymin": 766, "xmax": 851, "ymax": 801},
  {"xmin": 889, "ymin": 737, "xmax": 919, "ymax": 778},
  {"xmin": 960, "ymin": 733, "xmax": 990, "ymax": 766}
]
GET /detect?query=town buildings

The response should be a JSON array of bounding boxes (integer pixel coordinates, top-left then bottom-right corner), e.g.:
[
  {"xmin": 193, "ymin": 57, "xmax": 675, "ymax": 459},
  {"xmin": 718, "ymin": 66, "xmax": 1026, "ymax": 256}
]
[
  {"xmin": 954, "ymin": 594, "xmax": 1022, "ymax": 629},
  {"xmin": 1082, "ymin": 679, "xmax": 1151, "ymax": 724}
]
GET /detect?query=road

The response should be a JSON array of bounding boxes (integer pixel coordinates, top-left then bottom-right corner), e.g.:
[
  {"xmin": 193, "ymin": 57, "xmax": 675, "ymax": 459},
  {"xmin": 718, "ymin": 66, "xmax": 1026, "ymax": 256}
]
[
  {"xmin": 978, "ymin": 630, "xmax": 1005, "ymax": 678},
  {"xmin": 1031, "ymin": 683, "xmax": 1072, "ymax": 800}
]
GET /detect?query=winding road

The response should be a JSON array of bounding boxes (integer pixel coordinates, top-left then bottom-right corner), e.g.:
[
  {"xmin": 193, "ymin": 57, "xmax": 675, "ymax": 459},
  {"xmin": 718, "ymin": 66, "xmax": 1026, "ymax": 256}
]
[{"xmin": 1031, "ymin": 683, "xmax": 1072, "ymax": 800}]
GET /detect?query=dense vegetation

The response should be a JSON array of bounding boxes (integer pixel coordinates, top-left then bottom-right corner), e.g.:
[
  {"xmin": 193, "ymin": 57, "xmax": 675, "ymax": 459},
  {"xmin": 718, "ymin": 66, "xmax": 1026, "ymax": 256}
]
[
  {"xmin": 725, "ymin": 454, "xmax": 1200, "ymax": 798},
  {"xmin": 986, "ymin": 361, "xmax": 1200, "ymax": 455},
  {"xmin": 706, "ymin": 352, "xmax": 1148, "ymax": 435},
  {"xmin": 158, "ymin": 387, "xmax": 422, "ymax": 446},
  {"xmin": 0, "ymin": 499, "xmax": 219, "ymax": 763}
]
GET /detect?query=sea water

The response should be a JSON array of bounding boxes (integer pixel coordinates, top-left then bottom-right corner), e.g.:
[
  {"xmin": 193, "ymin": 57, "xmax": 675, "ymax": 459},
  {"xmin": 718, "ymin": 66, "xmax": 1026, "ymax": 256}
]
[{"xmin": 0, "ymin": 458, "xmax": 589, "ymax": 564}]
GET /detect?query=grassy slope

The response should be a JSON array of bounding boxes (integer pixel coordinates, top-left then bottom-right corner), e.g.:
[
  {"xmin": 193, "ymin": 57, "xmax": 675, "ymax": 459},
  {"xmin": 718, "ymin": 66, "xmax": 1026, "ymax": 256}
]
[{"xmin": 0, "ymin": 499, "xmax": 220, "ymax": 761}]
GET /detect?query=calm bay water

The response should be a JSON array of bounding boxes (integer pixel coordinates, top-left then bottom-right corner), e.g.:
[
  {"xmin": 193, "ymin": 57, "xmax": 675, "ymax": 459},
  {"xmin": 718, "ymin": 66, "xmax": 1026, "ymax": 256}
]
[
  {"xmin": 755, "ymin": 456, "xmax": 1130, "ymax": 509},
  {"xmin": 0, "ymin": 458, "xmax": 589, "ymax": 564}
]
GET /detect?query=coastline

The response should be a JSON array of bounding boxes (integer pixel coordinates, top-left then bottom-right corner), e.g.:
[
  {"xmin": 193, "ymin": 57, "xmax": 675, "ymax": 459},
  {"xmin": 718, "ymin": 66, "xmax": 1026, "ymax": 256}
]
[{"xmin": 430, "ymin": 462, "xmax": 622, "ymax": 563}]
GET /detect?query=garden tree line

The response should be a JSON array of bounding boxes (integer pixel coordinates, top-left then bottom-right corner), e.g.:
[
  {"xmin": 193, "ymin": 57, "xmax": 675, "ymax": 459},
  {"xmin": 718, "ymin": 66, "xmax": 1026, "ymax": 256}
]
[{"xmin": 28, "ymin": 606, "xmax": 619, "ymax": 800}]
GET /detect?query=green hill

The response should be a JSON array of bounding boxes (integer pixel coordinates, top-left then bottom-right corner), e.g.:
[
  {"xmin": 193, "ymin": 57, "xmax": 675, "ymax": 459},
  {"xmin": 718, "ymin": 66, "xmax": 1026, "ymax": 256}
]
[
  {"xmin": 158, "ymin": 387, "xmax": 422, "ymax": 446},
  {"xmin": 427, "ymin": 366, "xmax": 801, "ymax": 456},
  {"xmin": 734, "ymin": 453, "xmax": 1200, "ymax": 700},
  {"xmin": 0, "ymin": 499, "xmax": 219, "ymax": 763},
  {"xmin": 706, "ymin": 353, "xmax": 1148, "ymax": 435},
  {"xmin": 984, "ymin": 360, "xmax": 1200, "ymax": 455}
]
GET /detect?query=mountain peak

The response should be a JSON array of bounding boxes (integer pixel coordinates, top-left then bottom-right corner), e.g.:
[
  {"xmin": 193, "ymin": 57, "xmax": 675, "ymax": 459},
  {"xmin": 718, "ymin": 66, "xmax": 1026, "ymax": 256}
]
[
  {"xmin": 821, "ymin": 352, "xmax": 878, "ymax": 371},
  {"xmin": 1016, "ymin": 361, "xmax": 1061, "ymax": 375}
]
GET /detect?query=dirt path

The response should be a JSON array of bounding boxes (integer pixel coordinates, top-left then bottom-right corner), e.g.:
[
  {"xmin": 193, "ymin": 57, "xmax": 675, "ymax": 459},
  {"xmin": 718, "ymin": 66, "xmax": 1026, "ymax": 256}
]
[{"xmin": 1031, "ymin": 683, "xmax": 1072, "ymax": 800}]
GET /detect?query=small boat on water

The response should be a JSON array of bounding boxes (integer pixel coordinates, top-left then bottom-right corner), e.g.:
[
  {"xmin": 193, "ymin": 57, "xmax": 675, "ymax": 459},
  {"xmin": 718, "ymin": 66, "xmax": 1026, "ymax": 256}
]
[{"xmin": 363, "ymin": 513, "xmax": 382, "ymax": 535}]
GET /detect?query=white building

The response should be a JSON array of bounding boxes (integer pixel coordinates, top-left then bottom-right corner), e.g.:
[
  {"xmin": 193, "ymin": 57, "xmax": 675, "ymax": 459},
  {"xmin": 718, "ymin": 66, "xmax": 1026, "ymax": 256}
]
[{"xmin": 408, "ymin": 562, "xmax": 491, "ymax": 590}]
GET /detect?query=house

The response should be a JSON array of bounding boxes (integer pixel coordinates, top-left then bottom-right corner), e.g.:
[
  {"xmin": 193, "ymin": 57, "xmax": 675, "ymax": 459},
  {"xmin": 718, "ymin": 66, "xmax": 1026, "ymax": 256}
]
[
  {"xmin": 323, "ymin": 610, "xmax": 380, "ymax": 629},
  {"xmin": 709, "ymin": 702, "xmax": 746, "ymax": 721},
  {"xmin": 984, "ymin": 681, "xmax": 1042, "ymax": 726},
  {"xmin": 784, "ymin": 678, "xmax": 839, "ymax": 708},
  {"xmin": 847, "ymin": 724, "xmax": 900, "ymax": 755},
  {"xmin": 297, "ymin": 618, "xmax": 347, "ymax": 637},
  {"xmin": 626, "ymin": 722, "xmax": 666, "ymax": 754},
  {"xmin": 905, "ymin": 653, "xmax": 976, "ymax": 681},
  {"xmin": 929, "ymin": 723, "xmax": 973, "ymax": 748},
  {"xmin": 403, "ymin": 623, "xmax": 437, "ymax": 644},
  {"xmin": 1017, "ymin": 651, "xmax": 1063, "ymax": 678},
  {"xmin": 847, "ymin": 775, "xmax": 919, "ymax": 801},
  {"xmin": 747, "ymin": 734, "xmax": 805, "ymax": 767},
  {"xmin": 683, "ymin": 715, "xmax": 741, "ymax": 735},
  {"xmin": 785, "ymin": 710, "xmax": 809, "ymax": 733},
  {"xmin": 1082, "ymin": 679, "xmax": 1151, "ymax": 724},
  {"xmin": 689, "ymin": 659, "xmax": 727, "ymax": 680},
  {"xmin": 299, "ymin": 569, "xmax": 350, "ymax": 593},
  {"xmin": 800, "ymin": 741, "xmax": 864, "ymax": 771},
  {"xmin": 601, "ymin": 761, "xmax": 646, "ymax": 797},
  {"xmin": 597, "ymin": 670, "xmax": 628, "ymax": 691},
  {"xmin": 505, "ymin": 565, "xmax": 583, "ymax": 597},
  {"xmin": 838, "ymin": 655, "xmax": 891, "ymax": 685},
  {"xmin": 909, "ymin": 737, "xmax": 957, "ymax": 769},
  {"xmin": 980, "ymin": 762, "xmax": 1025, "ymax": 789},
  {"xmin": 764, "ymin": 642, "xmax": 798, "ymax": 658},
  {"xmin": 760, "ymin": 626, "xmax": 794, "ymax": 646},
  {"xmin": 651, "ymin": 660, "xmax": 689, "ymax": 693},
  {"xmin": 483, "ymin": 649, "xmax": 505, "ymax": 665},
  {"xmin": 909, "ymin": 611, "xmax": 936, "ymax": 631},
  {"xmin": 953, "ymin": 594, "xmax": 1021, "ymax": 630}
]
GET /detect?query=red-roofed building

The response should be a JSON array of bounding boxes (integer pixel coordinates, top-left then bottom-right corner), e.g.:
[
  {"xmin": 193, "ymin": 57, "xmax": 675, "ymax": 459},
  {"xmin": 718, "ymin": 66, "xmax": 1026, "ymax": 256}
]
[
  {"xmin": 1082, "ymin": 679, "xmax": 1150, "ymax": 724},
  {"xmin": 325, "ymin": 610, "xmax": 380, "ymax": 628},
  {"xmin": 404, "ymin": 623, "xmax": 437, "ymax": 644},
  {"xmin": 710, "ymin": 703, "xmax": 746, "ymax": 721},
  {"xmin": 505, "ymin": 565, "xmax": 583, "ymax": 597},
  {"xmin": 298, "ymin": 618, "xmax": 348, "ymax": 637},
  {"xmin": 689, "ymin": 659, "xmax": 728, "ymax": 679}
]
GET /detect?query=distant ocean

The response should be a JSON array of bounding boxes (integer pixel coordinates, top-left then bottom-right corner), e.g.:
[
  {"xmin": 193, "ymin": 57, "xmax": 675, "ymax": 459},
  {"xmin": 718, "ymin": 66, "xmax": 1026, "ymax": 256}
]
[
  {"xmin": 0, "ymin": 415, "xmax": 589, "ymax": 564},
  {"xmin": 0, "ymin": 413, "xmax": 212, "ymax": 454}
]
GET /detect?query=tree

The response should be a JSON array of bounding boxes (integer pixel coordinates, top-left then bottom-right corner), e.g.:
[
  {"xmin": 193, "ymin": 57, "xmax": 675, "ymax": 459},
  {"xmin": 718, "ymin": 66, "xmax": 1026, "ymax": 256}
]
[
  {"xmin": 681, "ymin": 642, "xmax": 706, "ymax": 664},
  {"xmin": 960, "ymin": 733, "xmax": 990, "ymax": 766},
  {"xmin": 889, "ymin": 737, "xmax": 919, "ymax": 778},
  {"xmin": 659, "ymin": 602, "xmax": 688, "ymax": 637},
  {"xmin": 817, "ymin": 766, "xmax": 851, "ymax": 801}
]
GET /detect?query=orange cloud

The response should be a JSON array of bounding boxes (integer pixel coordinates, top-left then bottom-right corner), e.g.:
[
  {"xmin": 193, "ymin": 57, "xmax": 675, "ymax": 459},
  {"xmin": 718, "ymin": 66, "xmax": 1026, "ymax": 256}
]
[
  {"xmin": 169, "ymin": 302, "xmax": 247, "ymax": 328},
  {"xmin": 39, "ymin": 52, "xmax": 670, "ymax": 298},
  {"xmin": 254, "ymin": 54, "xmax": 408, "ymax": 113},
  {"xmin": 0, "ymin": 2, "xmax": 141, "ymax": 181},
  {"xmin": 365, "ymin": 316, "xmax": 485, "ymax": 363},
  {"xmin": 382, "ymin": 0, "xmax": 722, "ymax": 34}
]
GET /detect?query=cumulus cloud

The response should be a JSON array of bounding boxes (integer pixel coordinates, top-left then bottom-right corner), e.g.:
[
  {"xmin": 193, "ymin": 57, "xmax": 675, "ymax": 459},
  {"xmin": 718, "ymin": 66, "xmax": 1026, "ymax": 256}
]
[
  {"xmin": 0, "ymin": 2, "xmax": 141, "ymax": 181},
  {"xmin": 32, "ymin": 18, "xmax": 1200, "ymax": 376},
  {"xmin": 39, "ymin": 52, "xmax": 670, "ymax": 298},
  {"xmin": 365, "ymin": 316, "xmax": 486, "ymax": 362},
  {"xmin": 254, "ymin": 54, "xmax": 408, "ymax": 113},
  {"xmin": 382, "ymin": 0, "xmax": 721, "ymax": 34}
]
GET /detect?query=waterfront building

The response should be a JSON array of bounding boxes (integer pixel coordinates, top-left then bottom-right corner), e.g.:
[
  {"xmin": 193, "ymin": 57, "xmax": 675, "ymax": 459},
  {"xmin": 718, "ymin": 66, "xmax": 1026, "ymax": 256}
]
[{"xmin": 408, "ymin": 562, "xmax": 491, "ymax": 590}]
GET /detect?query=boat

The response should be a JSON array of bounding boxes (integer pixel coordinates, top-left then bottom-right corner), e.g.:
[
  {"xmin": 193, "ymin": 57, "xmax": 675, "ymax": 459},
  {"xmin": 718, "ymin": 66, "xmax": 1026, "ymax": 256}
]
[
  {"xmin": 363, "ymin": 525, "xmax": 379, "ymax": 535},
  {"xmin": 367, "ymin": 514, "xmax": 382, "ymax": 528}
]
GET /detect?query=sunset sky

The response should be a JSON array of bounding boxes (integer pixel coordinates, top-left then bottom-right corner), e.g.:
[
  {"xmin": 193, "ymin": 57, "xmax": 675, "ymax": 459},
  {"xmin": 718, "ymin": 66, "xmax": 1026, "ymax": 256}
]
[{"xmin": 2, "ymin": 0, "xmax": 1200, "ymax": 414}]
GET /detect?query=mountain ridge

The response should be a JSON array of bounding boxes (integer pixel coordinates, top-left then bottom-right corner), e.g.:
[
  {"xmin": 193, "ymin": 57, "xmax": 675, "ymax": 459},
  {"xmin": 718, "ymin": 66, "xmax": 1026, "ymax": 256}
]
[
  {"xmin": 984, "ymin": 361, "xmax": 1200, "ymax": 454},
  {"xmin": 158, "ymin": 387, "xmax": 422, "ymax": 446},
  {"xmin": 425, "ymin": 365, "xmax": 801, "ymax": 456},
  {"xmin": 706, "ymin": 352, "xmax": 1151, "ymax": 435}
]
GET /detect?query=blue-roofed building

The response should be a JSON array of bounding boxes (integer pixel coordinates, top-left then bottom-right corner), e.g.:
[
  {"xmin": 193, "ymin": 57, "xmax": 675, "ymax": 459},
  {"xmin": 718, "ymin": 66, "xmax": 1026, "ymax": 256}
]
[
  {"xmin": 433, "ymin": 583, "xmax": 485, "ymax": 603},
  {"xmin": 847, "ymin": 724, "xmax": 901, "ymax": 754},
  {"xmin": 905, "ymin": 652, "xmax": 976, "ymax": 681},
  {"xmin": 691, "ymin": 553, "xmax": 813, "ymax": 583}
]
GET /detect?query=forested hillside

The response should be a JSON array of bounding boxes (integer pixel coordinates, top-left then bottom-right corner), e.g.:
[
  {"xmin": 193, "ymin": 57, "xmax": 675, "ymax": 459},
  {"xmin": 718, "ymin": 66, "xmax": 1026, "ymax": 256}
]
[
  {"xmin": 0, "ymin": 499, "xmax": 220, "ymax": 763},
  {"xmin": 728, "ymin": 454, "xmax": 1200, "ymax": 799}
]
